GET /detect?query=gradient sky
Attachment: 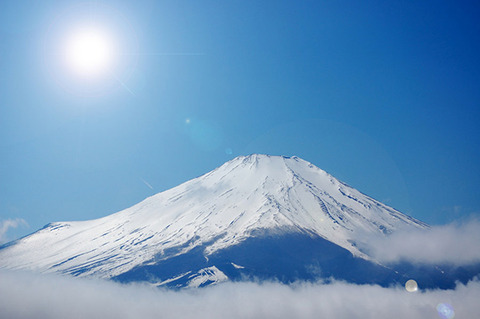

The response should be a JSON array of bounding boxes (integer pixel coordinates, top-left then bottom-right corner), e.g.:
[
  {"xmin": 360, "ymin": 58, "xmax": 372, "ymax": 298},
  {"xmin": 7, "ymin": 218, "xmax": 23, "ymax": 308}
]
[{"xmin": 1, "ymin": 0, "xmax": 480, "ymax": 241}]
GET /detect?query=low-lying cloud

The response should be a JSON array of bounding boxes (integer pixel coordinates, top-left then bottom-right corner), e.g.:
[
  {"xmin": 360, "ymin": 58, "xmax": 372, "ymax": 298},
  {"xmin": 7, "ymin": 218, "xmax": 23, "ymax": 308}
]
[
  {"xmin": 0, "ymin": 269, "xmax": 478, "ymax": 319},
  {"xmin": 361, "ymin": 219, "xmax": 480, "ymax": 266},
  {"xmin": 0, "ymin": 218, "xmax": 28, "ymax": 244}
]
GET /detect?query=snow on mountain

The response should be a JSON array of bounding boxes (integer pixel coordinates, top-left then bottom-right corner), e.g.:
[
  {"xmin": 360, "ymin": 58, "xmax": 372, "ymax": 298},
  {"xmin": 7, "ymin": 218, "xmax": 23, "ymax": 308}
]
[{"xmin": 0, "ymin": 154, "xmax": 427, "ymax": 282}]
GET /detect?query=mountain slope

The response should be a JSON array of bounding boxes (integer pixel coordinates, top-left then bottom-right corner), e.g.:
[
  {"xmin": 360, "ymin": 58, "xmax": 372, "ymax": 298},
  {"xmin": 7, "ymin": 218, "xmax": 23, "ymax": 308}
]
[{"xmin": 0, "ymin": 155, "xmax": 427, "ymax": 286}]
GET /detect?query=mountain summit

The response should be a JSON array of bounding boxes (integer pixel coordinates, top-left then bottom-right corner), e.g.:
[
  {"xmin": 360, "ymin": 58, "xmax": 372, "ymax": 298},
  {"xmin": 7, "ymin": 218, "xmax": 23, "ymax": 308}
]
[{"xmin": 0, "ymin": 155, "xmax": 429, "ymax": 287}]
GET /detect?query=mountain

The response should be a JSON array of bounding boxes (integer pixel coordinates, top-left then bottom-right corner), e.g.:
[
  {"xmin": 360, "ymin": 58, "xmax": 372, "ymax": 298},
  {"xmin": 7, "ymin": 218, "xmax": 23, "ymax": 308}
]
[{"xmin": 0, "ymin": 154, "xmax": 470, "ymax": 288}]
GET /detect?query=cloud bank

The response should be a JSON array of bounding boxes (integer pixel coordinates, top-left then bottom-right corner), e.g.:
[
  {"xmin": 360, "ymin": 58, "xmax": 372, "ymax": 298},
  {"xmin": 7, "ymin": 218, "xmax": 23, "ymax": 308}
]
[
  {"xmin": 362, "ymin": 219, "xmax": 480, "ymax": 266},
  {"xmin": 0, "ymin": 218, "xmax": 28, "ymax": 243},
  {"xmin": 0, "ymin": 269, "xmax": 478, "ymax": 319}
]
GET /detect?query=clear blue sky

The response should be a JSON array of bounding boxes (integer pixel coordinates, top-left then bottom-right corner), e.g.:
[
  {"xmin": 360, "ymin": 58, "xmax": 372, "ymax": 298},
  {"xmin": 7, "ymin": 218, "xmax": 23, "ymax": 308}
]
[{"xmin": 1, "ymin": 0, "xmax": 479, "ymax": 241}]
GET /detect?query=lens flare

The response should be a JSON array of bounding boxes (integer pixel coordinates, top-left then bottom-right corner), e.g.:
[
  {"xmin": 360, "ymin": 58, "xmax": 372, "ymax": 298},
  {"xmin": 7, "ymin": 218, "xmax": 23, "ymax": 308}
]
[
  {"xmin": 436, "ymin": 303, "xmax": 455, "ymax": 319},
  {"xmin": 405, "ymin": 279, "xmax": 418, "ymax": 292}
]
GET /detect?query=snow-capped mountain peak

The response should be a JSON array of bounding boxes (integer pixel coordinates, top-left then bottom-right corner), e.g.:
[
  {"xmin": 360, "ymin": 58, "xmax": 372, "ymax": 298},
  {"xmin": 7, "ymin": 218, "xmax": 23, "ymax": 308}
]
[{"xmin": 0, "ymin": 154, "xmax": 426, "ymax": 282}]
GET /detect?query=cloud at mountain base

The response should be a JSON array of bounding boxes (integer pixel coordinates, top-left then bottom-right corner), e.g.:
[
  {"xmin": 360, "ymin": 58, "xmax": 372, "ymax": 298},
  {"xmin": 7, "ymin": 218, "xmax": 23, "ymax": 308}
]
[
  {"xmin": 0, "ymin": 218, "xmax": 28, "ymax": 243},
  {"xmin": 362, "ymin": 219, "xmax": 480, "ymax": 266},
  {"xmin": 0, "ymin": 269, "xmax": 478, "ymax": 319}
]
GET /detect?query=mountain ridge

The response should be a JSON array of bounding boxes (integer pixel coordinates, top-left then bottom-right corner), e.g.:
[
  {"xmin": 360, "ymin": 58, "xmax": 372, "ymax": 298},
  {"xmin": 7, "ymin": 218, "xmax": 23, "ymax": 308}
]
[{"xmin": 0, "ymin": 154, "xmax": 428, "ymax": 287}]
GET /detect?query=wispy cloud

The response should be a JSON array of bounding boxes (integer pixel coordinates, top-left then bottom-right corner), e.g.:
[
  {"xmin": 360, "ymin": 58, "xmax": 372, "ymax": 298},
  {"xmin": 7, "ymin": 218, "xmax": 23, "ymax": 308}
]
[
  {"xmin": 361, "ymin": 219, "xmax": 480, "ymax": 266},
  {"xmin": 140, "ymin": 177, "xmax": 154, "ymax": 190},
  {"xmin": 0, "ymin": 269, "xmax": 478, "ymax": 319},
  {"xmin": 0, "ymin": 218, "xmax": 28, "ymax": 243}
]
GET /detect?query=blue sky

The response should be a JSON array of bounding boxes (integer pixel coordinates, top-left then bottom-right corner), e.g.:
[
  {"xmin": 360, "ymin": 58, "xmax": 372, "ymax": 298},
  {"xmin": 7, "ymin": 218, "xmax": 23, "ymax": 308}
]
[{"xmin": 1, "ymin": 0, "xmax": 480, "ymax": 241}]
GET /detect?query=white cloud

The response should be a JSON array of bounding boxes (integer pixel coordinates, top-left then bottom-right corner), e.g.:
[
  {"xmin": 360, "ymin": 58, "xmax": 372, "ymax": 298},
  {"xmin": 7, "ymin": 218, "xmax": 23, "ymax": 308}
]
[
  {"xmin": 361, "ymin": 219, "xmax": 480, "ymax": 266},
  {"xmin": 0, "ymin": 269, "xmax": 479, "ymax": 319},
  {"xmin": 0, "ymin": 218, "xmax": 28, "ymax": 243}
]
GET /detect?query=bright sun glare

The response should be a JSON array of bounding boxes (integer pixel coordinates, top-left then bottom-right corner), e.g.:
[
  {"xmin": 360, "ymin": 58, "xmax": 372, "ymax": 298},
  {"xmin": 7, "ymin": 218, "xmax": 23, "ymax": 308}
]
[{"xmin": 64, "ymin": 27, "xmax": 115, "ymax": 78}]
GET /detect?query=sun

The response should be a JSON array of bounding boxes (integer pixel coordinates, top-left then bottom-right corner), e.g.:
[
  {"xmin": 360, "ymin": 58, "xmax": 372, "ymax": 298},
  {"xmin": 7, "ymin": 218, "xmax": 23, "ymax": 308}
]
[
  {"xmin": 43, "ymin": 2, "xmax": 139, "ymax": 95},
  {"xmin": 63, "ymin": 26, "xmax": 116, "ymax": 78}
]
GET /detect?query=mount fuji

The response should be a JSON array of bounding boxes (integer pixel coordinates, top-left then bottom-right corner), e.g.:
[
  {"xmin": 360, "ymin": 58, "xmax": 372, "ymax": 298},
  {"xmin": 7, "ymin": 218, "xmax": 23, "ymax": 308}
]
[{"xmin": 0, "ymin": 155, "xmax": 473, "ymax": 288}]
